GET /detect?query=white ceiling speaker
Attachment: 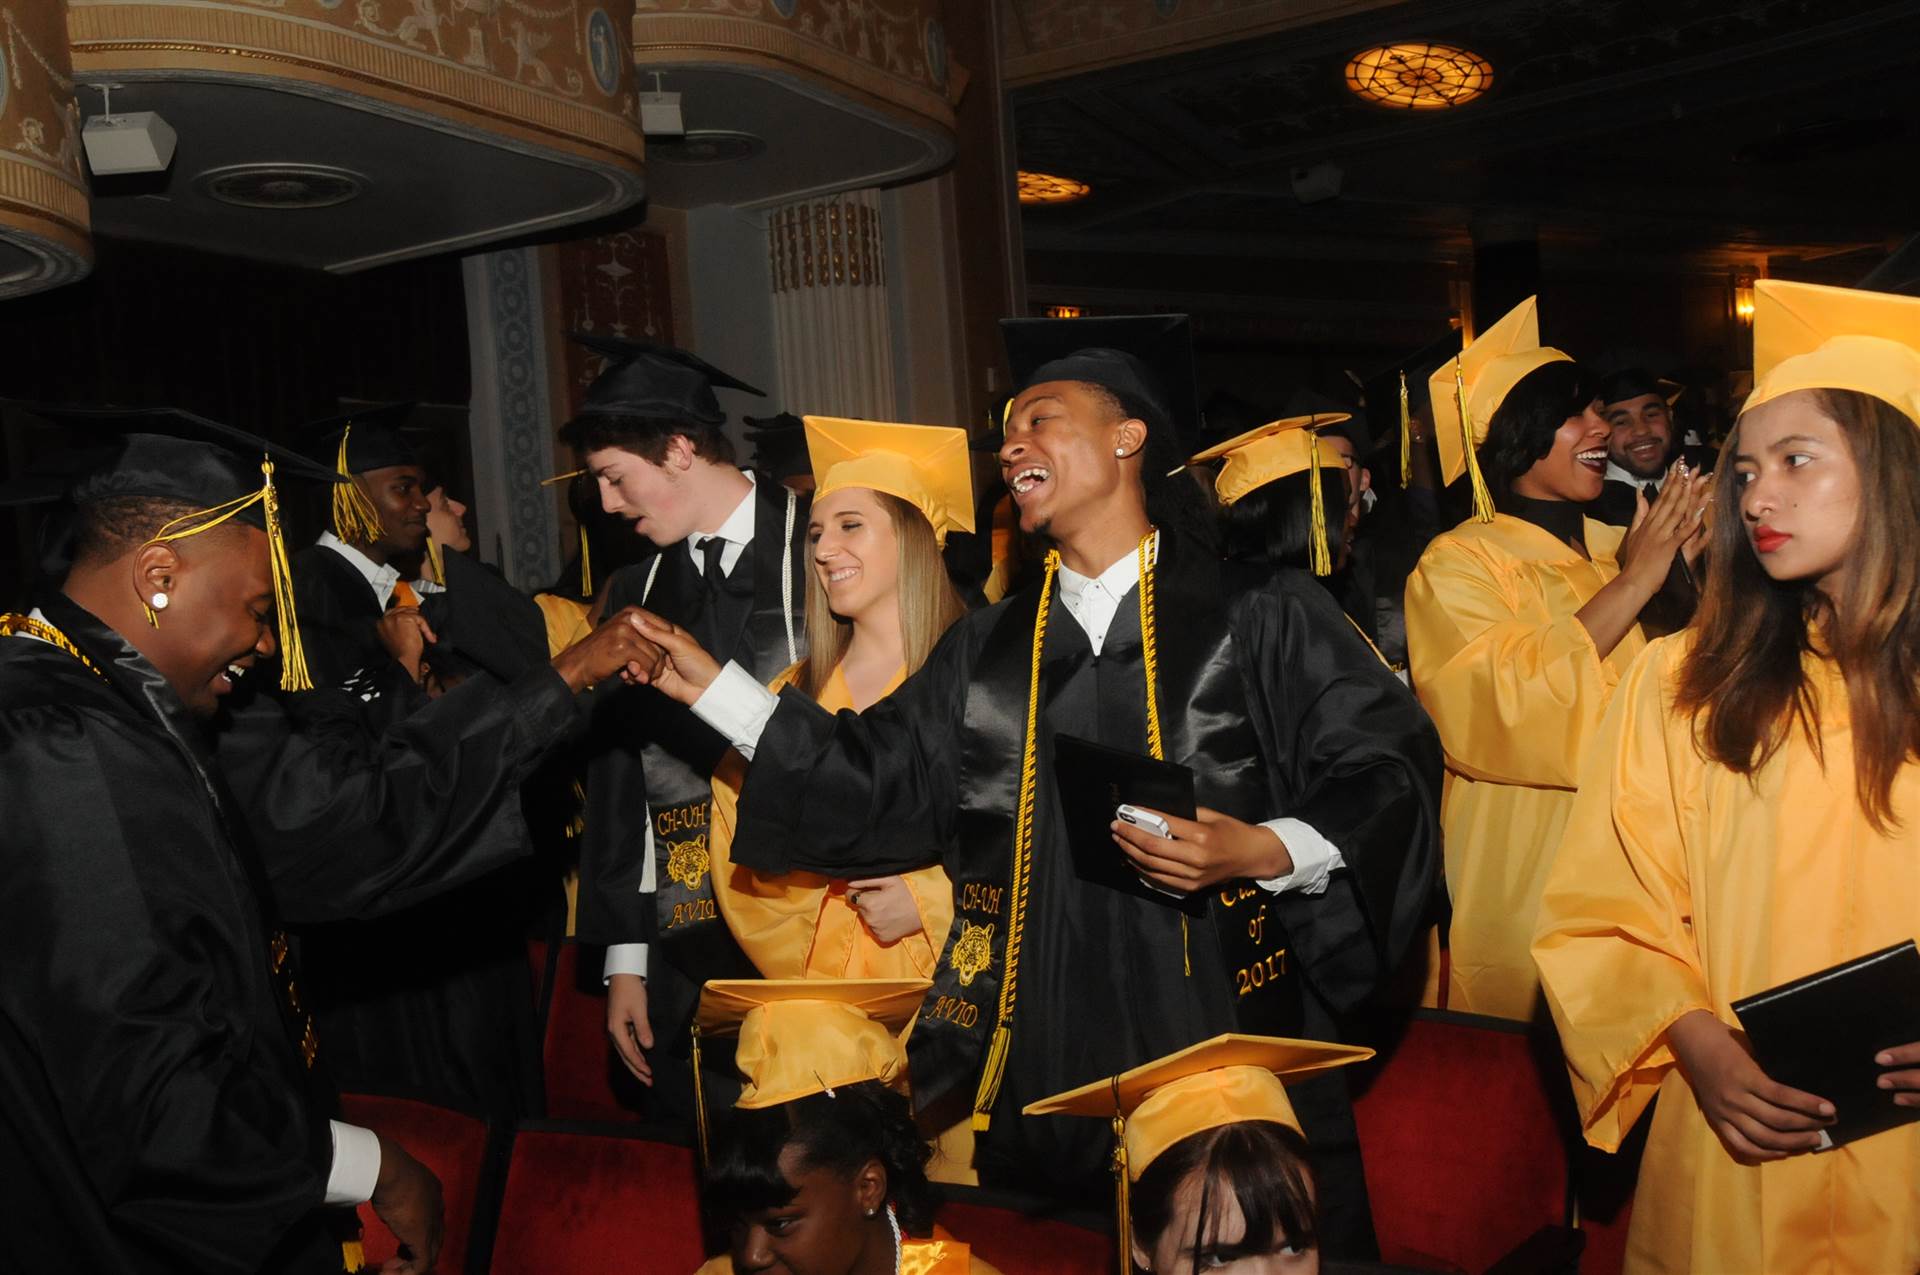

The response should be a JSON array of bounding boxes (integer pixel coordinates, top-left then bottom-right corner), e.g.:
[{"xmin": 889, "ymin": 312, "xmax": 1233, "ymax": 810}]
[{"xmin": 82, "ymin": 85, "xmax": 177, "ymax": 177}]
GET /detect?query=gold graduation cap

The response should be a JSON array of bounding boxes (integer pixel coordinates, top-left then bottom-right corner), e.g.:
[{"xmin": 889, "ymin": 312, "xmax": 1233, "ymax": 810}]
[
  {"xmin": 1428, "ymin": 297, "xmax": 1572, "ymax": 521},
  {"xmin": 692, "ymin": 978, "xmax": 931, "ymax": 1165},
  {"xmin": 1746, "ymin": 278, "xmax": 1920, "ymax": 426},
  {"xmin": 802, "ymin": 417, "xmax": 976, "ymax": 546},
  {"xmin": 1026, "ymin": 1034, "xmax": 1373, "ymax": 1275},
  {"xmin": 1189, "ymin": 413, "xmax": 1352, "ymax": 576}
]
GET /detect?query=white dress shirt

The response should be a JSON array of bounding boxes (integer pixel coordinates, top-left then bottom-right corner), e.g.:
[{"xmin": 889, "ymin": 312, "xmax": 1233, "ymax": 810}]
[
  {"xmin": 1603, "ymin": 462, "xmax": 1657, "ymax": 491},
  {"xmin": 603, "ymin": 474, "xmax": 758, "ymax": 984},
  {"xmin": 691, "ymin": 534, "xmax": 1346, "ymax": 898},
  {"xmin": 317, "ymin": 531, "xmax": 402, "ymax": 610},
  {"xmin": 12, "ymin": 611, "xmax": 383, "ymax": 1205}
]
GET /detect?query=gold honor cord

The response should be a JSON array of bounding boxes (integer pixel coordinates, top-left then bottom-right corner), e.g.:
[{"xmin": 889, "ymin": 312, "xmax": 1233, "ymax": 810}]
[
  {"xmin": 1453, "ymin": 361, "xmax": 1496, "ymax": 523},
  {"xmin": 330, "ymin": 425, "xmax": 385, "ymax": 544},
  {"xmin": 0, "ymin": 613, "xmax": 108, "ymax": 681},
  {"xmin": 424, "ymin": 535, "xmax": 446, "ymax": 586},
  {"xmin": 144, "ymin": 459, "xmax": 315, "ymax": 692},
  {"xmin": 1306, "ymin": 431, "xmax": 1332, "ymax": 578},
  {"xmin": 1398, "ymin": 370, "xmax": 1413, "ymax": 486},
  {"xmin": 690, "ymin": 1022, "xmax": 711, "ymax": 1174},
  {"xmin": 973, "ymin": 531, "xmax": 1178, "ymax": 1133},
  {"xmin": 579, "ymin": 525, "xmax": 593, "ymax": 597}
]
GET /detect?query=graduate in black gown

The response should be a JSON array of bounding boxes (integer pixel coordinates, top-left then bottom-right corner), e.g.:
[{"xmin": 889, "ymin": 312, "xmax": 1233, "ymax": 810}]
[
  {"xmin": 634, "ymin": 317, "xmax": 1443, "ymax": 1257},
  {"xmin": 562, "ymin": 336, "xmax": 808, "ymax": 1124}
]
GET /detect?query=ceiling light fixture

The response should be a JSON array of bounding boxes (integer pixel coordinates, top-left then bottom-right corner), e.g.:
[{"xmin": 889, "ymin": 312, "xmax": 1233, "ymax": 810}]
[
  {"xmin": 1018, "ymin": 170, "xmax": 1091, "ymax": 205},
  {"xmin": 1043, "ymin": 305, "xmax": 1083, "ymax": 319},
  {"xmin": 1345, "ymin": 42, "xmax": 1492, "ymax": 110}
]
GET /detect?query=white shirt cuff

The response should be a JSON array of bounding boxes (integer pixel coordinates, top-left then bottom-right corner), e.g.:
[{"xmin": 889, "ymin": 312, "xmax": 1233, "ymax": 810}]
[
  {"xmin": 1255, "ymin": 819, "xmax": 1345, "ymax": 896},
  {"xmin": 604, "ymin": 942, "xmax": 650, "ymax": 983},
  {"xmin": 324, "ymin": 1120, "xmax": 382, "ymax": 1207},
  {"xmin": 691, "ymin": 660, "xmax": 780, "ymax": 758}
]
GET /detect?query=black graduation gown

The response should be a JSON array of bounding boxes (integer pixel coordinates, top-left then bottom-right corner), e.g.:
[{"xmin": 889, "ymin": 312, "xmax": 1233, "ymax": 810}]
[
  {"xmin": 416, "ymin": 547, "xmax": 552, "ymax": 685},
  {"xmin": 729, "ymin": 532, "xmax": 1443, "ymax": 1254},
  {"xmin": 0, "ymin": 595, "xmax": 353, "ymax": 1275},
  {"xmin": 574, "ymin": 480, "xmax": 809, "ymax": 1063},
  {"xmin": 289, "ymin": 542, "xmax": 390, "ymax": 688}
]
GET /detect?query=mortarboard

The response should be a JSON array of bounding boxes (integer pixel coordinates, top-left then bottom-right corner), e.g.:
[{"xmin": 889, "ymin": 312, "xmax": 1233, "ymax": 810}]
[
  {"xmin": 6, "ymin": 403, "xmax": 346, "ymax": 690},
  {"xmin": 1281, "ymin": 388, "xmax": 1370, "ymax": 460},
  {"xmin": 1428, "ymin": 297, "xmax": 1572, "ymax": 522},
  {"xmin": 742, "ymin": 411, "xmax": 811, "ymax": 481},
  {"xmin": 1025, "ymin": 1033, "xmax": 1373, "ymax": 1275},
  {"xmin": 572, "ymin": 332, "xmax": 765, "ymax": 425},
  {"xmin": 1189, "ymin": 412, "xmax": 1351, "ymax": 576},
  {"xmin": 294, "ymin": 401, "xmax": 419, "ymax": 543},
  {"xmin": 1363, "ymin": 331, "xmax": 1462, "ymax": 485},
  {"xmin": 692, "ymin": 978, "xmax": 930, "ymax": 1165},
  {"xmin": 1000, "ymin": 314, "xmax": 1199, "ymax": 453},
  {"xmin": 803, "ymin": 417, "xmax": 976, "ymax": 546},
  {"xmin": 1746, "ymin": 279, "xmax": 1920, "ymax": 426}
]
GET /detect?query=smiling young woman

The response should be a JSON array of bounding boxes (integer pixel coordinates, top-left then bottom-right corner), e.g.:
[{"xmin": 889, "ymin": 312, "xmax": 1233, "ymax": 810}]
[
  {"xmin": 1534, "ymin": 279, "xmax": 1920, "ymax": 1275},
  {"xmin": 1402, "ymin": 297, "xmax": 1710, "ymax": 1021}
]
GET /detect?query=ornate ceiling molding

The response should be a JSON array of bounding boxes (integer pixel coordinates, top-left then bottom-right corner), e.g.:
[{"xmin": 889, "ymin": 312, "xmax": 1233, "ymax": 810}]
[{"xmin": 0, "ymin": 3, "xmax": 93, "ymax": 298}]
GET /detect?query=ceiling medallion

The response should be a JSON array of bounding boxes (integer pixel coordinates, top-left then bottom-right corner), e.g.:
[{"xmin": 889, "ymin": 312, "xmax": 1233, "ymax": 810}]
[
  {"xmin": 199, "ymin": 164, "xmax": 364, "ymax": 209},
  {"xmin": 1344, "ymin": 42, "xmax": 1493, "ymax": 110},
  {"xmin": 1018, "ymin": 170, "xmax": 1091, "ymax": 205}
]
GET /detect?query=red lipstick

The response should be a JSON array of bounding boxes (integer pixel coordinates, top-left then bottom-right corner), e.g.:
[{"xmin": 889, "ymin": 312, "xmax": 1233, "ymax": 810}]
[{"xmin": 1753, "ymin": 524, "xmax": 1791, "ymax": 553}]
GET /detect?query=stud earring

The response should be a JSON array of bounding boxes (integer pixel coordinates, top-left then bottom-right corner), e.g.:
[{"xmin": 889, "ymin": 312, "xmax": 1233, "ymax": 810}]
[
  {"xmin": 143, "ymin": 591, "xmax": 169, "ymax": 628},
  {"xmin": 865, "ymin": 1207, "xmax": 877, "ymax": 1218},
  {"xmin": 151, "ymin": 591, "xmax": 169, "ymax": 611},
  {"xmin": 1114, "ymin": 447, "xmax": 1126, "ymax": 457}
]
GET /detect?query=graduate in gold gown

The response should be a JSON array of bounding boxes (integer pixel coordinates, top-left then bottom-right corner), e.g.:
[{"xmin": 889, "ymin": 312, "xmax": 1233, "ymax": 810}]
[
  {"xmin": 708, "ymin": 418, "xmax": 969, "ymax": 982},
  {"xmin": 1027, "ymin": 1034, "xmax": 1372, "ymax": 1275},
  {"xmin": 1534, "ymin": 279, "xmax": 1920, "ymax": 1275},
  {"xmin": 1402, "ymin": 297, "xmax": 1708, "ymax": 1019},
  {"xmin": 693, "ymin": 979, "xmax": 1005, "ymax": 1275}
]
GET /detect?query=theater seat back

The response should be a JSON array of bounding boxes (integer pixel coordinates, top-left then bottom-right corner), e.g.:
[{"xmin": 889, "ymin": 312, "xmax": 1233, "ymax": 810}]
[
  {"xmin": 1350, "ymin": 1010, "xmax": 1575, "ymax": 1273},
  {"xmin": 539, "ymin": 939, "xmax": 652, "ymax": 1121},
  {"xmin": 343, "ymin": 1094, "xmax": 489, "ymax": 1275},
  {"xmin": 488, "ymin": 1124, "xmax": 705, "ymax": 1273},
  {"xmin": 938, "ymin": 1193, "xmax": 1114, "ymax": 1275}
]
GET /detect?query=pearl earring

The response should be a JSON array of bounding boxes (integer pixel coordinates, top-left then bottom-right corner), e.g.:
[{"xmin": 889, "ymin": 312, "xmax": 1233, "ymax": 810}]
[
  {"xmin": 151, "ymin": 592, "xmax": 169, "ymax": 611},
  {"xmin": 1114, "ymin": 447, "xmax": 1126, "ymax": 457},
  {"xmin": 143, "ymin": 591, "xmax": 169, "ymax": 628}
]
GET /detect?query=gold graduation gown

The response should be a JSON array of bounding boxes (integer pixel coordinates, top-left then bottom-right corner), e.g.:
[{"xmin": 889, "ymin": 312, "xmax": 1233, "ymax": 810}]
[
  {"xmin": 533, "ymin": 592, "xmax": 593, "ymax": 657},
  {"xmin": 694, "ymin": 1228, "xmax": 1003, "ymax": 1274},
  {"xmin": 1534, "ymin": 638, "xmax": 1920, "ymax": 1275},
  {"xmin": 1404, "ymin": 512, "xmax": 1643, "ymax": 1020},
  {"xmin": 709, "ymin": 664, "xmax": 955, "ymax": 980}
]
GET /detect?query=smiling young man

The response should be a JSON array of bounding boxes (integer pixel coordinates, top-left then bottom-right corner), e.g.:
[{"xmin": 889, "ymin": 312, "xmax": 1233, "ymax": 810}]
[
  {"xmin": 637, "ymin": 317, "xmax": 1442, "ymax": 1257},
  {"xmin": 1589, "ymin": 368, "xmax": 1680, "ymax": 528},
  {"xmin": 559, "ymin": 337, "xmax": 809, "ymax": 1124},
  {"xmin": 0, "ymin": 422, "xmax": 449, "ymax": 1274}
]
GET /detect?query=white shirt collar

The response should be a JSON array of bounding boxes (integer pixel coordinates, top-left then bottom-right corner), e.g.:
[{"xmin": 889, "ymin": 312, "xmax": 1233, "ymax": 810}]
[
  {"xmin": 704, "ymin": 471, "xmax": 758, "ymax": 548},
  {"xmin": 318, "ymin": 530, "xmax": 402, "ymax": 608},
  {"xmin": 1056, "ymin": 530, "xmax": 1159, "ymax": 602},
  {"xmin": 1604, "ymin": 462, "xmax": 1657, "ymax": 490}
]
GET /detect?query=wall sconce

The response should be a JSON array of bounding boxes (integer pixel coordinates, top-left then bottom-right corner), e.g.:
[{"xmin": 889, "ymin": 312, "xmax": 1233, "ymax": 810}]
[{"xmin": 1733, "ymin": 271, "xmax": 1757, "ymax": 326}]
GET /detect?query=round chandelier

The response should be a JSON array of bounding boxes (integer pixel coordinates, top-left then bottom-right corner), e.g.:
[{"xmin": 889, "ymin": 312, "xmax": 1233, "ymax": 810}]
[
  {"xmin": 1017, "ymin": 170, "xmax": 1091, "ymax": 205},
  {"xmin": 1345, "ymin": 42, "xmax": 1493, "ymax": 110}
]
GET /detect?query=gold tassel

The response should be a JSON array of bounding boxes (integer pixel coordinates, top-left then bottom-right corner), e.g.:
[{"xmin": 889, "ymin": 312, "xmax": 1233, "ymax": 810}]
[
  {"xmin": 330, "ymin": 426, "xmax": 386, "ymax": 543},
  {"xmin": 341, "ymin": 1239, "xmax": 367, "ymax": 1272},
  {"xmin": 973, "ymin": 1025, "xmax": 1014, "ymax": 1133},
  {"xmin": 424, "ymin": 535, "xmax": 445, "ymax": 586},
  {"xmin": 1306, "ymin": 432, "xmax": 1332, "ymax": 577},
  {"xmin": 1398, "ymin": 371, "xmax": 1413, "ymax": 486},
  {"xmin": 1111, "ymin": 1087, "xmax": 1132, "ymax": 1275},
  {"xmin": 580, "ymin": 525, "xmax": 593, "ymax": 598},
  {"xmin": 1454, "ymin": 362, "xmax": 1496, "ymax": 523},
  {"xmin": 691, "ymin": 1022, "xmax": 711, "ymax": 1174},
  {"xmin": 262, "ymin": 462, "xmax": 314, "ymax": 692}
]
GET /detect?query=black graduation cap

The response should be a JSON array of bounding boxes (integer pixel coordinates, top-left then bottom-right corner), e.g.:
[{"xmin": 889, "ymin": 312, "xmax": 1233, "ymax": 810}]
[
  {"xmin": 1000, "ymin": 314, "xmax": 1200, "ymax": 452},
  {"xmin": 1363, "ymin": 330, "xmax": 1462, "ymax": 418},
  {"xmin": 573, "ymin": 333, "xmax": 765, "ymax": 424},
  {"xmin": 295, "ymin": 400, "xmax": 419, "ymax": 474},
  {"xmin": 1593, "ymin": 367, "xmax": 1665, "ymax": 408},
  {"xmin": 1280, "ymin": 388, "xmax": 1371, "ymax": 459},
  {"xmin": 8, "ymin": 403, "xmax": 343, "ymax": 528},
  {"xmin": 741, "ymin": 411, "xmax": 811, "ymax": 480}
]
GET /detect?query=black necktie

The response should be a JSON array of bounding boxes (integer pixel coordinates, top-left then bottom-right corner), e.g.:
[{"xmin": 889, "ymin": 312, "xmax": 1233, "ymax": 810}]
[
  {"xmin": 1644, "ymin": 481, "xmax": 1659, "ymax": 504},
  {"xmin": 699, "ymin": 534, "xmax": 727, "ymax": 592}
]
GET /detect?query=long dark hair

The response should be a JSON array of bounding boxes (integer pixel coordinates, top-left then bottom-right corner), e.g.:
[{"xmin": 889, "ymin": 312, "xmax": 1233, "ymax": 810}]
[
  {"xmin": 1676, "ymin": 388, "xmax": 1920, "ymax": 832},
  {"xmin": 703, "ymin": 1081, "xmax": 937, "ymax": 1235},
  {"xmin": 1131, "ymin": 1121, "xmax": 1318, "ymax": 1274},
  {"xmin": 1476, "ymin": 361, "xmax": 1595, "ymax": 505},
  {"xmin": 1217, "ymin": 468, "xmax": 1350, "ymax": 570}
]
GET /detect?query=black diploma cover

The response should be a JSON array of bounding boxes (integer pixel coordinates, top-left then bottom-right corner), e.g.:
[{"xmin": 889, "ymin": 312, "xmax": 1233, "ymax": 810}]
[{"xmin": 1052, "ymin": 733, "xmax": 1209, "ymax": 918}]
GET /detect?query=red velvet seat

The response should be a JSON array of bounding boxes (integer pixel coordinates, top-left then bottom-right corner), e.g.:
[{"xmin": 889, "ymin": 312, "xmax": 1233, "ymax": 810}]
[
  {"xmin": 540, "ymin": 939, "xmax": 651, "ymax": 1121},
  {"xmin": 343, "ymin": 1093, "xmax": 489, "ymax": 1275},
  {"xmin": 487, "ymin": 1125, "xmax": 705, "ymax": 1274},
  {"xmin": 1350, "ymin": 1010, "xmax": 1576, "ymax": 1273},
  {"xmin": 937, "ymin": 1197, "xmax": 1114, "ymax": 1275}
]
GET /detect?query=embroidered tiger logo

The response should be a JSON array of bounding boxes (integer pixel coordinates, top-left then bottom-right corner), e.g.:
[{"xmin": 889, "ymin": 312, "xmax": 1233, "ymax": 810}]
[
  {"xmin": 664, "ymin": 837, "xmax": 711, "ymax": 891},
  {"xmin": 950, "ymin": 920, "xmax": 995, "ymax": 987}
]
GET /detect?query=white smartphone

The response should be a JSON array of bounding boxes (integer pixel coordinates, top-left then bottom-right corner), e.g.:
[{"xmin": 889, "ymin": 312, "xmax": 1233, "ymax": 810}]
[{"xmin": 1115, "ymin": 803, "xmax": 1172, "ymax": 839}]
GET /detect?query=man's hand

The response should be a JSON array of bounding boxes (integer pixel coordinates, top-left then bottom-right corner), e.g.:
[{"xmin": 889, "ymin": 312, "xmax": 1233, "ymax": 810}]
[
  {"xmin": 376, "ymin": 608, "xmax": 436, "ymax": 684},
  {"xmin": 1875, "ymin": 1041, "xmax": 1920, "ymax": 1106},
  {"xmin": 551, "ymin": 607, "xmax": 668, "ymax": 693},
  {"xmin": 632, "ymin": 611, "xmax": 724, "ymax": 705},
  {"xmin": 370, "ymin": 1134, "xmax": 443, "ymax": 1274},
  {"xmin": 848, "ymin": 876, "xmax": 925, "ymax": 945},
  {"xmin": 1111, "ymin": 807, "xmax": 1293, "ymax": 893},
  {"xmin": 606, "ymin": 973, "xmax": 655, "ymax": 1085},
  {"xmin": 1669, "ymin": 1008, "xmax": 1833, "ymax": 1164}
]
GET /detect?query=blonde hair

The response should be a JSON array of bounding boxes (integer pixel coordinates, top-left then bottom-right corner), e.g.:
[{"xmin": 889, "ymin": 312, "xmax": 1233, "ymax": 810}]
[{"xmin": 796, "ymin": 490, "xmax": 967, "ymax": 699}]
